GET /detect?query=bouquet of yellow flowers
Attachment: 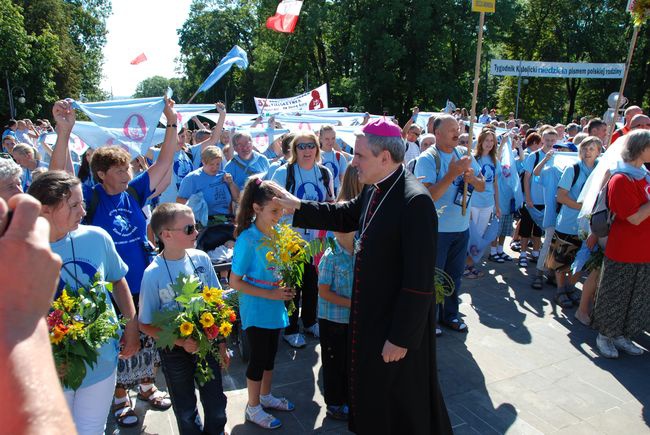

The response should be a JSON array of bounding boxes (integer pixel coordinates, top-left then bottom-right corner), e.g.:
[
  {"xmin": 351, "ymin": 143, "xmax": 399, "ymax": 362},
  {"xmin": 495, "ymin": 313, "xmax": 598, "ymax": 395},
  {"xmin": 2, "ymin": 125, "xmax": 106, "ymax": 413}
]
[
  {"xmin": 48, "ymin": 277, "xmax": 121, "ymax": 390},
  {"xmin": 153, "ymin": 274, "xmax": 236, "ymax": 386},
  {"xmin": 261, "ymin": 223, "xmax": 333, "ymax": 314}
]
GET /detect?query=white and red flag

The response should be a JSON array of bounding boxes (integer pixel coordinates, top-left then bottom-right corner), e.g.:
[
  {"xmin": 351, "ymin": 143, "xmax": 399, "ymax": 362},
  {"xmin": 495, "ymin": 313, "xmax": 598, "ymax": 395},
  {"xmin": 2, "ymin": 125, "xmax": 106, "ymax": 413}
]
[
  {"xmin": 266, "ymin": 0, "xmax": 303, "ymax": 33},
  {"xmin": 130, "ymin": 53, "xmax": 147, "ymax": 65}
]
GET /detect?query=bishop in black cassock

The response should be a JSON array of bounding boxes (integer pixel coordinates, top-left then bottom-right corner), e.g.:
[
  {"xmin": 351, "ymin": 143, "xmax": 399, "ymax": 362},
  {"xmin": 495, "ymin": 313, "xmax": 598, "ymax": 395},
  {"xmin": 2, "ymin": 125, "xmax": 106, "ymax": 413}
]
[{"xmin": 276, "ymin": 118, "xmax": 452, "ymax": 435}]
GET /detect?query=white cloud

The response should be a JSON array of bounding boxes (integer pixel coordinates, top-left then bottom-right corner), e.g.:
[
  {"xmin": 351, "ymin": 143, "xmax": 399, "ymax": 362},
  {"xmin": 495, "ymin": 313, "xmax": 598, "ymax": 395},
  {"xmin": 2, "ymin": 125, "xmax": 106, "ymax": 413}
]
[{"xmin": 101, "ymin": 0, "xmax": 193, "ymax": 98}]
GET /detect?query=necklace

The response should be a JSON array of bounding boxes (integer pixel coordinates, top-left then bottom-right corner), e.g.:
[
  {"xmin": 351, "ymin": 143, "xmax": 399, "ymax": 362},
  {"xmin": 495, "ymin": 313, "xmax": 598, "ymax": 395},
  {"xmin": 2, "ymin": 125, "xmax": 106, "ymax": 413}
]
[
  {"xmin": 162, "ymin": 252, "xmax": 199, "ymax": 287},
  {"xmin": 354, "ymin": 168, "xmax": 403, "ymax": 255}
]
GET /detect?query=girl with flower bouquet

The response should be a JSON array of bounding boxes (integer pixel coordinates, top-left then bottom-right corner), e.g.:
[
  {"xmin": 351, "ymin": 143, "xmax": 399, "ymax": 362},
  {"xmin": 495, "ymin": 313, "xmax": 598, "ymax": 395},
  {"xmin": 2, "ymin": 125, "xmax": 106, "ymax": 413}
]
[
  {"xmin": 29, "ymin": 171, "xmax": 140, "ymax": 435},
  {"xmin": 229, "ymin": 177, "xmax": 296, "ymax": 430},
  {"xmin": 139, "ymin": 203, "xmax": 228, "ymax": 435}
]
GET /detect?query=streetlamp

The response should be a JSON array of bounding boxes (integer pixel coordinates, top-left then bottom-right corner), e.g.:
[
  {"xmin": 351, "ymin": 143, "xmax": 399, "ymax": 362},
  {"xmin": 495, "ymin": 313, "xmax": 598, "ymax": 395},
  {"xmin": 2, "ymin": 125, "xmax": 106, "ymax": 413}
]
[{"xmin": 5, "ymin": 73, "xmax": 26, "ymax": 119}]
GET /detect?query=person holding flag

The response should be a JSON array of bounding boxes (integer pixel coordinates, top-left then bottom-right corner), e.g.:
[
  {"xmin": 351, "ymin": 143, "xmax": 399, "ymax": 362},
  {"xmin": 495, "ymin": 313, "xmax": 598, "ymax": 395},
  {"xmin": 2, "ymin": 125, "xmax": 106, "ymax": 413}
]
[{"xmin": 49, "ymin": 96, "xmax": 179, "ymax": 427}]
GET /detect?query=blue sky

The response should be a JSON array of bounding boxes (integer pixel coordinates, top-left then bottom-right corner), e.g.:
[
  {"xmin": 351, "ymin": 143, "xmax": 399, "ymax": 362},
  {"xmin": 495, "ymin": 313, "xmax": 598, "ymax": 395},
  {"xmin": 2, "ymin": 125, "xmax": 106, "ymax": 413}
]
[{"xmin": 101, "ymin": 0, "xmax": 193, "ymax": 97}]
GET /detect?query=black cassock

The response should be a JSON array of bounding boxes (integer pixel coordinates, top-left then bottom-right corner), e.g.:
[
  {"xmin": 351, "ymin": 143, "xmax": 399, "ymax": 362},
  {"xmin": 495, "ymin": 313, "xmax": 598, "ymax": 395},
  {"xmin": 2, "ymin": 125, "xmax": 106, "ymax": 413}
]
[{"xmin": 294, "ymin": 167, "xmax": 452, "ymax": 435}]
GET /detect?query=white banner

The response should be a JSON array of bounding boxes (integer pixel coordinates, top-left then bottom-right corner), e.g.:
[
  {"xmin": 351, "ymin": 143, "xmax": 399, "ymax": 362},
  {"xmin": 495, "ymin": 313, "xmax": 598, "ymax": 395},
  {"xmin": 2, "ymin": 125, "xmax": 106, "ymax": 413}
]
[
  {"xmin": 254, "ymin": 84, "xmax": 328, "ymax": 114},
  {"xmin": 490, "ymin": 60, "xmax": 624, "ymax": 79}
]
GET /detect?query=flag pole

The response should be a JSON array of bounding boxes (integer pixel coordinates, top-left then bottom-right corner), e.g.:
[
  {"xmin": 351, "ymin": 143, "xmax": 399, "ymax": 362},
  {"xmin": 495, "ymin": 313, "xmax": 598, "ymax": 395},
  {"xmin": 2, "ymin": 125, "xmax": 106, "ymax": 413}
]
[
  {"xmin": 462, "ymin": 11, "xmax": 485, "ymax": 216},
  {"xmin": 604, "ymin": 24, "xmax": 640, "ymax": 147},
  {"xmin": 259, "ymin": 33, "xmax": 294, "ymax": 116}
]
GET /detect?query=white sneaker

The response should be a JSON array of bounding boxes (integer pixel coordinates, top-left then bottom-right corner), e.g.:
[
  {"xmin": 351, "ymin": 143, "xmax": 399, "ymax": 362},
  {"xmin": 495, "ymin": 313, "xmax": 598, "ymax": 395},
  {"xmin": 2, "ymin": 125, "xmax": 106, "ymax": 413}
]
[
  {"xmin": 245, "ymin": 405, "xmax": 282, "ymax": 429},
  {"xmin": 304, "ymin": 323, "xmax": 320, "ymax": 338},
  {"xmin": 613, "ymin": 336, "xmax": 644, "ymax": 356},
  {"xmin": 283, "ymin": 333, "xmax": 306, "ymax": 348},
  {"xmin": 596, "ymin": 334, "xmax": 619, "ymax": 359}
]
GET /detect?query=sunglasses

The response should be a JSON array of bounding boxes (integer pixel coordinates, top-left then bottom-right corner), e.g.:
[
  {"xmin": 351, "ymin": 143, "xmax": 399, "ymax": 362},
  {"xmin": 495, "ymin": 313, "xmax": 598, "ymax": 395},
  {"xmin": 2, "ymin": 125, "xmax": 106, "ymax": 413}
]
[
  {"xmin": 296, "ymin": 142, "xmax": 317, "ymax": 151},
  {"xmin": 167, "ymin": 224, "xmax": 198, "ymax": 235}
]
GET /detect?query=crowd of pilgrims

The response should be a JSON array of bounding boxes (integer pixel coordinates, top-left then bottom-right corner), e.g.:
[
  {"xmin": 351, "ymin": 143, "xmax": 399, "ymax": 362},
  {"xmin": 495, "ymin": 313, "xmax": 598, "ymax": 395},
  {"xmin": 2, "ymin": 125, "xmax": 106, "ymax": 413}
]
[{"xmin": 1, "ymin": 99, "xmax": 649, "ymax": 434}]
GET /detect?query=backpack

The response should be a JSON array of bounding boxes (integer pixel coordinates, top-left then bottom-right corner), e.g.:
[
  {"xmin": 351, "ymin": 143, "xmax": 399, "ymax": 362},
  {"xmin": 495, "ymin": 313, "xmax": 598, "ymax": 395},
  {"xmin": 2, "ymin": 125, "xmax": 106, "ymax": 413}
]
[
  {"xmin": 555, "ymin": 162, "xmax": 581, "ymax": 213},
  {"xmin": 424, "ymin": 145, "xmax": 467, "ymax": 178},
  {"xmin": 589, "ymin": 173, "xmax": 631, "ymax": 237},
  {"xmin": 285, "ymin": 162, "xmax": 334, "ymax": 201},
  {"xmin": 84, "ymin": 186, "xmax": 142, "ymax": 225}
]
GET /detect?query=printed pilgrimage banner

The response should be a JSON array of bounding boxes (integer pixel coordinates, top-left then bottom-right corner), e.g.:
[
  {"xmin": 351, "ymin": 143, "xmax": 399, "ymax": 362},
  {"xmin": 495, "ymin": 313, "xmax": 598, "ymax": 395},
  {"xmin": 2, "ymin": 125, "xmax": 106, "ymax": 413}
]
[
  {"xmin": 490, "ymin": 60, "xmax": 625, "ymax": 79},
  {"xmin": 254, "ymin": 84, "xmax": 328, "ymax": 114}
]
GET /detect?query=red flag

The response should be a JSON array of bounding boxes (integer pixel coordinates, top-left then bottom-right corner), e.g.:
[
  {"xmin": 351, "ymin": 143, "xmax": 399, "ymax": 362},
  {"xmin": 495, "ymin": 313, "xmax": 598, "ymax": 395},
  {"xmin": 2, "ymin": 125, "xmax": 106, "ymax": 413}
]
[
  {"xmin": 130, "ymin": 53, "xmax": 147, "ymax": 65},
  {"xmin": 266, "ymin": 0, "xmax": 303, "ymax": 33}
]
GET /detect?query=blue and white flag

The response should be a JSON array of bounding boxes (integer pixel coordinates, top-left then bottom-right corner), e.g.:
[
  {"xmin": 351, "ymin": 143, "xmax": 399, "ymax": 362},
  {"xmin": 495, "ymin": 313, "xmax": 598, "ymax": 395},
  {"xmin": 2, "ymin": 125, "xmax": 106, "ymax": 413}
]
[
  {"xmin": 500, "ymin": 137, "xmax": 524, "ymax": 210},
  {"xmin": 165, "ymin": 104, "xmax": 217, "ymax": 128},
  {"xmin": 72, "ymin": 96, "xmax": 166, "ymax": 156},
  {"xmin": 197, "ymin": 45, "xmax": 248, "ymax": 94},
  {"xmin": 72, "ymin": 121, "xmax": 167, "ymax": 158},
  {"xmin": 468, "ymin": 216, "xmax": 500, "ymax": 263}
]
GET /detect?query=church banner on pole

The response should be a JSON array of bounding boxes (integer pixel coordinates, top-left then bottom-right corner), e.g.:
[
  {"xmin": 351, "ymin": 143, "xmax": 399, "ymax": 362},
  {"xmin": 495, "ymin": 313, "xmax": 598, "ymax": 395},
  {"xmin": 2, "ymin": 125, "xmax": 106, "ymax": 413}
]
[{"xmin": 254, "ymin": 84, "xmax": 328, "ymax": 114}]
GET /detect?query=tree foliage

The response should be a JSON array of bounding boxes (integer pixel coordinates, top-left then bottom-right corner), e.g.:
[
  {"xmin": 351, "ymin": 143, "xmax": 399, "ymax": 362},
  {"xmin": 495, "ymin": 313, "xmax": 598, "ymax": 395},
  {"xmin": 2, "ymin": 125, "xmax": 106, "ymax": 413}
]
[
  {"xmin": 0, "ymin": 0, "xmax": 111, "ymax": 120},
  {"xmin": 162, "ymin": 0, "xmax": 648, "ymax": 124}
]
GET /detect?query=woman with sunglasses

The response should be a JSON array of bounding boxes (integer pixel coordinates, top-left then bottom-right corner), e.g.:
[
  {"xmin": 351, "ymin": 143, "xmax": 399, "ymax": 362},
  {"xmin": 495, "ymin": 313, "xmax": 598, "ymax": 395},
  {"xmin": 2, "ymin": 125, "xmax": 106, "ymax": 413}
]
[{"xmin": 271, "ymin": 132, "xmax": 335, "ymax": 348}]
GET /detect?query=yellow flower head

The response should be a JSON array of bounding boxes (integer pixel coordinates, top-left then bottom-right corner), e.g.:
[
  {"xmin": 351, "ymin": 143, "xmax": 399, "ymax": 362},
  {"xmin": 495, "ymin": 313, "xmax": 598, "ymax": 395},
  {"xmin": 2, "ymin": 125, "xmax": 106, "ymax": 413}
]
[
  {"xmin": 220, "ymin": 321, "xmax": 233, "ymax": 337},
  {"xmin": 50, "ymin": 324, "xmax": 68, "ymax": 345},
  {"xmin": 280, "ymin": 251, "xmax": 290, "ymax": 263},
  {"xmin": 179, "ymin": 321, "xmax": 194, "ymax": 337},
  {"xmin": 68, "ymin": 321, "xmax": 85, "ymax": 339},
  {"xmin": 265, "ymin": 251, "xmax": 275, "ymax": 263},
  {"xmin": 201, "ymin": 287, "xmax": 222, "ymax": 304},
  {"xmin": 199, "ymin": 312, "xmax": 215, "ymax": 328}
]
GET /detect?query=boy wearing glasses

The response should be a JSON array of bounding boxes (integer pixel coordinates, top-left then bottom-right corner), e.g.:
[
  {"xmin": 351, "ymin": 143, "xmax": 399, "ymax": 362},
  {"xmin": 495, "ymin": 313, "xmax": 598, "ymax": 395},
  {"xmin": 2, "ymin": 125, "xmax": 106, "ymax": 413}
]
[{"xmin": 139, "ymin": 202, "xmax": 229, "ymax": 435}]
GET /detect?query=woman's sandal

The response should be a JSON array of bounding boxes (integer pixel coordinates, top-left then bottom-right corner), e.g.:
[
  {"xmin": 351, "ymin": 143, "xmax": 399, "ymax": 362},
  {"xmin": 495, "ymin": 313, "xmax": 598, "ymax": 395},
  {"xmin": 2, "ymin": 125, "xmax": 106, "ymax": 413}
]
[
  {"xmin": 112, "ymin": 398, "xmax": 139, "ymax": 428},
  {"xmin": 137, "ymin": 385, "xmax": 172, "ymax": 410}
]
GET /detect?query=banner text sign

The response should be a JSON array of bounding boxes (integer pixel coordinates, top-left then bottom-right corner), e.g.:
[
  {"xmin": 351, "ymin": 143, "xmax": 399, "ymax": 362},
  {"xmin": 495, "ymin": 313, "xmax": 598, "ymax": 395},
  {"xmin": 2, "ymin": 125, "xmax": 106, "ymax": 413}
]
[{"xmin": 491, "ymin": 60, "xmax": 624, "ymax": 79}]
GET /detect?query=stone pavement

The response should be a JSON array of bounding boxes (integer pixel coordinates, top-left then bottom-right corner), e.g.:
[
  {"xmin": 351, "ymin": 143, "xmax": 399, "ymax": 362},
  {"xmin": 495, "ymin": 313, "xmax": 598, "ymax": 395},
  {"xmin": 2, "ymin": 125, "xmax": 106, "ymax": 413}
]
[{"xmin": 107, "ymin": 247, "xmax": 650, "ymax": 434}]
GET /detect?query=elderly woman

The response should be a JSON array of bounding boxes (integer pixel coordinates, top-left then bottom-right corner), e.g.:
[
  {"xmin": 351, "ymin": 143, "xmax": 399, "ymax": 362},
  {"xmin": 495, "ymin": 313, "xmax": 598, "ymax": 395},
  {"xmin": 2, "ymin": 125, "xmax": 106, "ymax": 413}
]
[
  {"xmin": 272, "ymin": 132, "xmax": 334, "ymax": 348},
  {"xmin": 11, "ymin": 143, "xmax": 49, "ymax": 191},
  {"xmin": 49, "ymin": 98, "xmax": 178, "ymax": 426},
  {"xmin": 0, "ymin": 157, "xmax": 23, "ymax": 201},
  {"xmin": 177, "ymin": 145, "xmax": 239, "ymax": 225},
  {"xmin": 592, "ymin": 130, "xmax": 650, "ymax": 358},
  {"xmin": 552, "ymin": 136, "xmax": 600, "ymax": 307}
]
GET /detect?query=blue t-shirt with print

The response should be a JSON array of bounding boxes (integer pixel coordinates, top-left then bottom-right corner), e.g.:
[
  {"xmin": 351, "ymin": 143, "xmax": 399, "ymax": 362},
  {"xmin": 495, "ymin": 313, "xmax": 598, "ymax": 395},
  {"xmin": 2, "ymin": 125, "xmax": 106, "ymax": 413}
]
[
  {"xmin": 556, "ymin": 161, "xmax": 595, "ymax": 235},
  {"xmin": 151, "ymin": 148, "xmax": 193, "ymax": 204},
  {"xmin": 139, "ymin": 249, "xmax": 220, "ymax": 324},
  {"xmin": 317, "ymin": 240, "xmax": 353, "ymax": 324},
  {"xmin": 178, "ymin": 168, "xmax": 232, "ymax": 216},
  {"xmin": 231, "ymin": 225, "xmax": 289, "ymax": 330},
  {"xmin": 50, "ymin": 225, "xmax": 128, "ymax": 390},
  {"xmin": 523, "ymin": 150, "xmax": 546, "ymax": 205},
  {"xmin": 82, "ymin": 171, "xmax": 152, "ymax": 294},
  {"xmin": 224, "ymin": 152, "xmax": 270, "ymax": 190},
  {"xmin": 272, "ymin": 163, "xmax": 334, "ymax": 241},
  {"xmin": 472, "ymin": 155, "xmax": 500, "ymax": 208},
  {"xmin": 320, "ymin": 150, "xmax": 348, "ymax": 195},
  {"xmin": 414, "ymin": 146, "xmax": 481, "ymax": 233}
]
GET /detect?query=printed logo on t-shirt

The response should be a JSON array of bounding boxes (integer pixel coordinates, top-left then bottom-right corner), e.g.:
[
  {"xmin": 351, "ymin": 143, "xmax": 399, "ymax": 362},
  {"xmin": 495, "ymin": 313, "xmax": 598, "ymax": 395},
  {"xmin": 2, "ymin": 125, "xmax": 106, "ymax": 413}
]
[
  {"xmin": 452, "ymin": 175, "xmax": 464, "ymax": 187},
  {"xmin": 322, "ymin": 161, "xmax": 339, "ymax": 179},
  {"xmin": 481, "ymin": 163, "xmax": 496, "ymax": 183},
  {"xmin": 297, "ymin": 182, "xmax": 324, "ymax": 201},
  {"xmin": 112, "ymin": 213, "xmax": 137, "ymax": 238},
  {"xmin": 58, "ymin": 260, "xmax": 98, "ymax": 292},
  {"xmin": 174, "ymin": 157, "xmax": 193, "ymax": 189}
]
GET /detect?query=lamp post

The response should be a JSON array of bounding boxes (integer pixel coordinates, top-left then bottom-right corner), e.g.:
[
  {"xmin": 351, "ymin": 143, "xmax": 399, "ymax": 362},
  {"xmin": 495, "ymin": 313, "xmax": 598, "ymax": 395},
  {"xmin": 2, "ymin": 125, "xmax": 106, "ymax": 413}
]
[{"xmin": 6, "ymin": 73, "xmax": 25, "ymax": 119}]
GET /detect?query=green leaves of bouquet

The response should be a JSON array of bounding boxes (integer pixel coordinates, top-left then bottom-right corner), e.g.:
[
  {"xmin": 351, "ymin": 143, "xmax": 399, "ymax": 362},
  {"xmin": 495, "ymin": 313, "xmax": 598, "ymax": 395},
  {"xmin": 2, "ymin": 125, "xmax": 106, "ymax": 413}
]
[
  {"xmin": 153, "ymin": 274, "xmax": 236, "ymax": 386},
  {"xmin": 48, "ymin": 274, "xmax": 120, "ymax": 390}
]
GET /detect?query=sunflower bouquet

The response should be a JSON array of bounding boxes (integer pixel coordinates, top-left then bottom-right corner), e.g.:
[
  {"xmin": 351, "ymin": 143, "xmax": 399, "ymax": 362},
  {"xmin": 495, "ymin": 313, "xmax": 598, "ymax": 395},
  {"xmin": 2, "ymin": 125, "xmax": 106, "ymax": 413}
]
[
  {"xmin": 152, "ymin": 274, "xmax": 236, "ymax": 386},
  {"xmin": 260, "ymin": 224, "xmax": 333, "ymax": 315},
  {"xmin": 48, "ymin": 277, "xmax": 120, "ymax": 390}
]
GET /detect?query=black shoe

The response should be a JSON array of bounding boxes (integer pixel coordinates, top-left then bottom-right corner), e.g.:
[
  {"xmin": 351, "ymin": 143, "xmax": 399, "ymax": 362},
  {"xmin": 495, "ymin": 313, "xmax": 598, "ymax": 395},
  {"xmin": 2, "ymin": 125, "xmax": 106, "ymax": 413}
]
[{"xmin": 326, "ymin": 405, "xmax": 349, "ymax": 421}]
